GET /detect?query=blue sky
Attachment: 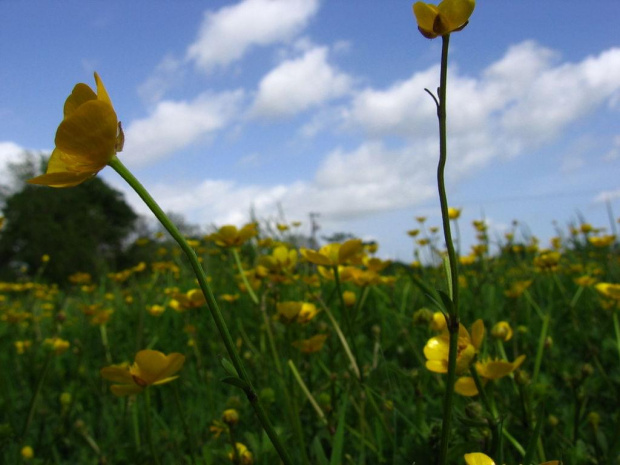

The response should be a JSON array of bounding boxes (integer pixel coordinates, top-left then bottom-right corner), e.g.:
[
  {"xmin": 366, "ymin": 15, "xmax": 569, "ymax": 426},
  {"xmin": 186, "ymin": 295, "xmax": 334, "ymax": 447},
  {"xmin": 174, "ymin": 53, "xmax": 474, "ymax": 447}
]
[{"xmin": 1, "ymin": 0, "xmax": 619, "ymax": 260}]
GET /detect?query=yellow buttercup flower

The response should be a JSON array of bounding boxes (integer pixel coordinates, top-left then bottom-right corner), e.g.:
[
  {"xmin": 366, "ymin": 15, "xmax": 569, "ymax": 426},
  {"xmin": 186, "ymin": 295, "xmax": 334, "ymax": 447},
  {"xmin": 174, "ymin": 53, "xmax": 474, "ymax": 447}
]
[
  {"xmin": 100, "ymin": 349, "xmax": 185, "ymax": 396},
  {"xmin": 300, "ymin": 239, "xmax": 364, "ymax": 267},
  {"xmin": 448, "ymin": 207, "xmax": 462, "ymax": 220},
  {"xmin": 207, "ymin": 223, "xmax": 258, "ymax": 248},
  {"xmin": 413, "ymin": 0, "xmax": 475, "ymax": 39},
  {"xmin": 292, "ymin": 334, "xmax": 328, "ymax": 354},
  {"xmin": 28, "ymin": 72, "xmax": 122, "ymax": 188},
  {"xmin": 490, "ymin": 321, "xmax": 513, "ymax": 342},
  {"xmin": 424, "ymin": 319, "xmax": 484, "ymax": 375},
  {"xmin": 455, "ymin": 355, "xmax": 526, "ymax": 397}
]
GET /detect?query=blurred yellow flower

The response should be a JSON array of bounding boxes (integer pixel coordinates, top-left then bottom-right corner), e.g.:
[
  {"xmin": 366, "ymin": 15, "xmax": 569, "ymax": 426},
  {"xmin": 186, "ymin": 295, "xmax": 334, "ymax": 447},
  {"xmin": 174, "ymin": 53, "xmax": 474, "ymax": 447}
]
[
  {"xmin": 455, "ymin": 355, "xmax": 525, "ymax": 397},
  {"xmin": 28, "ymin": 72, "xmax": 122, "ymax": 188},
  {"xmin": 301, "ymin": 239, "xmax": 363, "ymax": 267},
  {"xmin": 430, "ymin": 312, "xmax": 447, "ymax": 331},
  {"xmin": 228, "ymin": 442, "xmax": 254, "ymax": 464},
  {"xmin": 589, "ymin": 235, "xmax": 615, "ymax": 247},
  {"xmin": 448, "ymin": 207, "xmax": 461, "ymax": 219},
  {"xmin": 595, "ymin": 282, "xmax": 620, "ymax": 300},
  {"xmin": 21, "ymin": 446, "xmax": 34, "ymax": 460},
  {"xmin": 413, "ymin": 0, "xmax": 475, "ymax": 39},
  {"xmin": 343, "ymin": 290, "xmax": 357, "ymax": 307},
  {"xmin": 490, "ymin": 321, "xmax": 513, "ymax": 342},
  {"xmin": 44, "ymin": 337, "xmax": 70, "ymax": 355},
  {"xmin": 464, "ymin": 452, "xmax": 559, "ymax": 465},
  {"xmin": 292, "ymin": 334, "xmax": 328, "ymax": 354},
  {"xmin": 222, "ymin": 408, "xmax": 240, "ymax": 426},
  {"xmin": 207, "ymin": 223, "xmax": 258, "ymax": 248},
  {"xmin": 424, "ymin": 319, "xmax": 484, "ymax": 375},
  {"xmin": 100, "ymin": 349, "xmax": 185, "ymax": 396}
]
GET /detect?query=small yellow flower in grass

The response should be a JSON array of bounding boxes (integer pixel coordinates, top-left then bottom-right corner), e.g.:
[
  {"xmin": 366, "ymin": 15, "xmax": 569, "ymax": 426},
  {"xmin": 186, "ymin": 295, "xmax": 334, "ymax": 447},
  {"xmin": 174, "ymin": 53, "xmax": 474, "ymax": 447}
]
[
  {"xmin": 301, "ymin": 239, "xmax": 364, "ymax": 267},
  {"xmin": 504, "ymin": 280, "xmax": 532, "ymax": 299},
  {"xmin": 228, "ymin": 442, "xmax": 254, "ymax": 464},
  {"xmin": 297, "ymin": 302, "xmax": 319, "ymax": 324},
  {"xmin": 455, "ymin": 355, "xmax": 526, "ymax": 397},
  {"xmin": 147, "ymin": 304, "xmax": 166, "ymax": 317},
  {"xmin": 448, "ymin": 207, "xmax": 461, "ymax": 220},
  {"xmin": 28, "ymin": 72, "xmax": 122, "ymax": 188},
  {"xmin": 424, "ymin": 319, "xmax": 484, "ymax": 375},
  {"xmin": 464, "ymin": 452, "xmax": 560, "ymax": 465},
  {"xmin": 44, "ymin": 337, "xmax": 71, "ymax": 355},
  {"xmin": 100, "ymin": 349, "xmax": 185, "ymax": 396},
  {"xmin": 276, "ymin": 301, "xmax": 302, "ymax": 323},
  {"xmin": 413, "ymin": 0, "xmax": 475, "ymax": 39},
  {"xmin": 207, "ymin": 223, "xmax": 258, "ymax": 248},
  {"xmin": 21, "ymin": 445, "xmax": 34, "ymax": 460},
  {"xmin": 343, "ymin": 290, "xmax": 357, "ymax": 307},
  {"xmin": 490, "ymin": 321, "xmax": 513, "ymax": 342},
  {"xmin": 222, "ymin": 408, "xmax": 240, "ymax": 426},
  {"xmin": 595, "ymin": 282, "xmax": 620, "ymax": 301},
  {"xmin": 430, "ymin": 312, "xmax": 447, "ymax": 331},
  {"xmin": 292, "ymin": 334, "xmax": 328, "ymax": 354}
]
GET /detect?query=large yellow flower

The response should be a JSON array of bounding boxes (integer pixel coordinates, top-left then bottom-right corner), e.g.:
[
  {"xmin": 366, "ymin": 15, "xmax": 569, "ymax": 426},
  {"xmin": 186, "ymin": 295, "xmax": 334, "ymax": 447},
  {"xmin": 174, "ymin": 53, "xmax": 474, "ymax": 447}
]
[
  {"xmin": 29, "ymin": 73, "xmax": 121, "ymax": 188},
  {"xmin": 413, "ymin": 0, "xmax": 475, "ymax": 39},
  {"xmin": 207, "ymin": 223, "xmax": 258, "ymax": 248},
  {"xmin": 424, "ymin": 319, "xmax": 484, "ymax": 375},
  {"xmin": 100, "ymin": 350, "xmax": 185, "ymax": 396}
]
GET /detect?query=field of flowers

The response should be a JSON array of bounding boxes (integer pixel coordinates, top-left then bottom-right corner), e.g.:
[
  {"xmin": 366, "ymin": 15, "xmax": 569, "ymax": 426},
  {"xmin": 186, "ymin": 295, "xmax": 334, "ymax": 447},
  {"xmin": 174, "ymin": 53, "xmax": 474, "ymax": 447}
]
[
  {"xmin": 2, "ymin": 1, "xmax": 619, "ymax": 464},
  {"xmin": 1, "ymin": 216, "xmax": 619, "ymax": 464}
]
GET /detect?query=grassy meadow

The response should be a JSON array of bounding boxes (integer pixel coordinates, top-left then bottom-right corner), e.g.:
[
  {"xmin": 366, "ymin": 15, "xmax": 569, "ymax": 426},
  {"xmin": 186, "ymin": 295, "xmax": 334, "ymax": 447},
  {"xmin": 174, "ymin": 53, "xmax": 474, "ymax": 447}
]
[{"xmin": 1, "ymin": 217, "xmax": 619, "ymax": 464}]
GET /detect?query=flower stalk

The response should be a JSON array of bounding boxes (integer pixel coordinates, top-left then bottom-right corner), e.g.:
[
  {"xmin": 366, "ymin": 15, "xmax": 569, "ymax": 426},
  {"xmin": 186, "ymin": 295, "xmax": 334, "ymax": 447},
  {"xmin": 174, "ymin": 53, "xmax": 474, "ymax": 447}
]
[{"xmin": 108, "ymin": 157, "xmax": 293, "ymax": 465}]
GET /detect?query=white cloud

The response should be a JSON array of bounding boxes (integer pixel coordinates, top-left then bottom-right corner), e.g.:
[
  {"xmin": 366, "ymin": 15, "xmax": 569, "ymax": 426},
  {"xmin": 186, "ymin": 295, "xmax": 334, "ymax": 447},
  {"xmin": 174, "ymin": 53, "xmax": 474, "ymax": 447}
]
[
  {"xmin": 186, "ymin": 0, "xmax": 319, "ymax": 72},
  {"xmin": 0, "ymin": 141, "xmax": 27, "ymax": 186},
  {"xmin": 594, "ymin": 188, "xmax": 620, "ymax": 203},
  {"xmin": 250, "ymin": 46, "xmax": 353, "ymax": 118},
  {"xmin": 345, "ymin": 41, "xmax": 620, "ymax": 161},
  {"xmin": 137, "ymin": 55, "xmax": 185, "ymax": 104},
  {"xmin": 122, "ymin": 90, "xmax": 245, "ymax": 167}
]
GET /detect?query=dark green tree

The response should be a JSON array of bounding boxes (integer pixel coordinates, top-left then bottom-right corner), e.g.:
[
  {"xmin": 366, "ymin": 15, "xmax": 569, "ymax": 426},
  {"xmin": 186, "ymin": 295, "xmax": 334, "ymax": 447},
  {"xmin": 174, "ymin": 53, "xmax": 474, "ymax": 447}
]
[{"xmin": 0, "ymin": 158, "xmax": 137, "ymax": 283}]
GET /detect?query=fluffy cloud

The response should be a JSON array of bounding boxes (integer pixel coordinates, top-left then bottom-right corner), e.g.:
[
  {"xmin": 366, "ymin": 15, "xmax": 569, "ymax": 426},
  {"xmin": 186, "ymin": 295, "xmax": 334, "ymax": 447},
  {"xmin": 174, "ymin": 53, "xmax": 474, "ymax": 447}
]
[
  {"xmin": 186, "ymin": 0, "xmax": 319, "ymax": 72},
  {"xmin": 250, "ymin": 46, "xmax": 353, "ymax": 118},
  {"xmin": 0, "ymin": 141, "xmax": 26, "ymax": 186},
  {"xmin": 122, "ymin": 90, "xmax": 244, "ymax": 167}
]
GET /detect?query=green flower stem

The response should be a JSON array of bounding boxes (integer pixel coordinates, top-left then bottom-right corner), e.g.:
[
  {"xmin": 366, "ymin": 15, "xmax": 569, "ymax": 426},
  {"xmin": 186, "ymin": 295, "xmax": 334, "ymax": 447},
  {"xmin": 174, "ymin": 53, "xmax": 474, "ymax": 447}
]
[
  {"xmin": 333, "ymin": 265, "xmax": 364, "ymax": 382},
  {"xmin": 231, "ymin": 248, "xmax": 259, "ymax": 305},
  {"xmin": 288, "ymin": 359, "xmax": 328, "ymax": 426},
  {"xmin": 317, "ymin": 298, "xmax": 361, "ymax": 380},
  {"xmin": 144, "ymin": 388, "xmax": 161, "ymax": 465},
  {"xmin": 21, "ymin": 350, "xmax": 53, "ymax": 442},
  {"xmin": 173, "ymin": 383, "xmax": 196, "ymax": 464},
  {"xmin": 99, "ymin": 324, "xmax": 112, "ymax": 364},
  {"xmin": 532, "ymin": 311, "xmax": 551, "ymax": 384},
  {"xmin": 470, "ymin": 365, "xmax": 502, "ymax": 462},
  {"xmin": 131, "ymin": 397, "xmax": 141, "ymax": 451},
  {"xmin": 613, "ymin": 312, "xmax": 620, "ymax": 363},
  {"xmin": 431, "ymin": 33, "xmax": 461, "ymax": 465},
  {"xmin": 108, "ymin": 157, "xmax": 293, "ymax": 465}
]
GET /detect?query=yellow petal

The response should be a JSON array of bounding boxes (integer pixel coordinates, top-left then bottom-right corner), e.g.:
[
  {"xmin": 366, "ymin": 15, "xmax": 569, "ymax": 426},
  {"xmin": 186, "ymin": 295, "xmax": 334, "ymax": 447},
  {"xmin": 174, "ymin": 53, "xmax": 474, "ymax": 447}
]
[
  {"xmin": 152, "ymin": 375, "xmax": 180, "ymax": 386},
  {"xmin": 456, "ymin": 343, "xmax": 475, "ymax": 374},
  {"xmin": 338, "ymin": 239, "xmax": 363, "ymax": 264},
  {"xmin": 100, "ymin": 366, "xmax": 134, "ymax": 384},
  {"xmin": 454, "ymin": 376, "xmax": 478, "ymax": 396},
  {"xmin": 423, "ymin": 335, "xmax": 449, "ymax": 361},
  {"xmin": 63, "ymin": 83, "xmax": 97, "ymax": 118},
  {"xmin": 94, "ymin": 72, "xmax": 113, "ymax": 107},
  {"xmin": 300, "ymin": 248, "xmax": 333, "ymax": 266},
  {"xmin": 470, "ymin": 319, "xmax": 485, "ymax": 350},
  {"xmin": 134, "ymin": 350, "xmax": 185, "ymax": 385},
  {"xmin": 27, "ymin": 170, "xmax": 96, "ymax": 188},
  {"xmin": 438, "ymin": 0, "xmax": 475, "ymax": 31},
  {"xmin": 464, "ymin": 452, "xmax": 495, "ymax": 465},
  {"xmin": 425, "ymin": 360, "xmax": 448, "ymax": 373},
  {"xmin": 55, "ymin": 100, "xmax": 118, "ymax": 166},
  {"xmin": 413, "ymin": 2, "xmax": 439, "ymax": 38}
]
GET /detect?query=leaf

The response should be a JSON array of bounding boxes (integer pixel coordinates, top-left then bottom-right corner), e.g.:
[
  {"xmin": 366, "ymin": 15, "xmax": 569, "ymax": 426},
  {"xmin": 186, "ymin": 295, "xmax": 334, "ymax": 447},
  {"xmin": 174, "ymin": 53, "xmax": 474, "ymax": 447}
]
[
  {"xmin": 220, "ymin": 376, "xmax": 249, "ymax": 391},
  {"xmin": 219, "ymin": 357, "xmax": 238, "ymax": 377},
  {"xmin": 330, "ymin": 395, "xmax": 348, "ymax": 465}
]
